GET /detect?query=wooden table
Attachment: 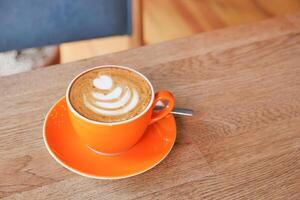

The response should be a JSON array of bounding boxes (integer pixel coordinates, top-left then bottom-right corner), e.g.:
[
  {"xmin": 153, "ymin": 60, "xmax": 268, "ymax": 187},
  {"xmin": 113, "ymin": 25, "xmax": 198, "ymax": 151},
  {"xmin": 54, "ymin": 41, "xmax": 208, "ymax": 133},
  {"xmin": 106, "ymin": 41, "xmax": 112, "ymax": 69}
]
[{"xmin": 1, "ymin": 13, "xmax": 300, "ymax": 200}]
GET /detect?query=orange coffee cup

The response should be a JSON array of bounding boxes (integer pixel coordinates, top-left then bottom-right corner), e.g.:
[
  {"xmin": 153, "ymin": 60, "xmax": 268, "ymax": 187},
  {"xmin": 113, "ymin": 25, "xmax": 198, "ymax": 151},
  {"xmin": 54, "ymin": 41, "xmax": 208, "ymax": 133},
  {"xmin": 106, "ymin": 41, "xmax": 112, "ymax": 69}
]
[{"xmin": 66, "ymin": 65, "xmax": 175, "ymax": 155}]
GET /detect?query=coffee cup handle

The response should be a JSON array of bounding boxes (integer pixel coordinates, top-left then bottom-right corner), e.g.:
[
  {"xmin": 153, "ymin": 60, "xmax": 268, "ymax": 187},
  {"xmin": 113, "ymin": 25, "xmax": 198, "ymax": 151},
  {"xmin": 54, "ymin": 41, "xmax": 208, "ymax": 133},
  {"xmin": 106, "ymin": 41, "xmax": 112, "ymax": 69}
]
[{"xmin": 149, "ymin": 91, "xmax": 175, "ymax": 125}]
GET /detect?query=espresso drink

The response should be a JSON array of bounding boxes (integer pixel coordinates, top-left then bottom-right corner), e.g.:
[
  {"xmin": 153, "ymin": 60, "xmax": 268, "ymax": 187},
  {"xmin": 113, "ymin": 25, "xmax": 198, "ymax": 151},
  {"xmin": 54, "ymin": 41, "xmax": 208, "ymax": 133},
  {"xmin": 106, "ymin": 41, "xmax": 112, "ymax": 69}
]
[{"xmin": 69, "ymin": 67, "xmax": 152, "ymax": 122}]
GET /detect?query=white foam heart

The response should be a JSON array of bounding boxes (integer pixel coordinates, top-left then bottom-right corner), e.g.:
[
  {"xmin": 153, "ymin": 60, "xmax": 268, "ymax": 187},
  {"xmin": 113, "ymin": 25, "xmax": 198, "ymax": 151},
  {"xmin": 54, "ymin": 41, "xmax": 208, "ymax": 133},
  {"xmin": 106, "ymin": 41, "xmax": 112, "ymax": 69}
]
[
  {"xmin": 83, "ymin": 90, "xmax": 139, "ymax": 116},
  {"xmin": 93, "ymin": 75, "xmax": 113, "ymax": 90},
  {"xmin": 92, "ymin": 86, "xmax": 122, "ymax": 101},
  {"xmin": 92, "ymin": 88, "xmax": 131, "ymax": 109}
]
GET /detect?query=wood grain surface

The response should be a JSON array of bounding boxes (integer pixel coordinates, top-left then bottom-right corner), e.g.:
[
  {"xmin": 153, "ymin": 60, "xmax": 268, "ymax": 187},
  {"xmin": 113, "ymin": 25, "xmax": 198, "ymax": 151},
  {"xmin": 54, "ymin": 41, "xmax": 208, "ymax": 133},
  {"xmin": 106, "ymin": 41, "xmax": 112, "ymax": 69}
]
[{"xmin": 1, "ymin": 13, "xmax": 300, "ymax": 199}]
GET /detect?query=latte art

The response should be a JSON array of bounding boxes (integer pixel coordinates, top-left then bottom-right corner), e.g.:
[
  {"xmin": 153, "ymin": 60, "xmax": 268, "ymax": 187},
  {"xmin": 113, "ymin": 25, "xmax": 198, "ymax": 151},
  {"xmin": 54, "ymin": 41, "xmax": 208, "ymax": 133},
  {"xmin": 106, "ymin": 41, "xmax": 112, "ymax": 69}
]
[
  {"xmin": 83, "ymin": 75, "xmax": 140, "ymax": 116},
  {"xmin": 69, "ymin": 67, "xmax": 152, "ymax": 122}
]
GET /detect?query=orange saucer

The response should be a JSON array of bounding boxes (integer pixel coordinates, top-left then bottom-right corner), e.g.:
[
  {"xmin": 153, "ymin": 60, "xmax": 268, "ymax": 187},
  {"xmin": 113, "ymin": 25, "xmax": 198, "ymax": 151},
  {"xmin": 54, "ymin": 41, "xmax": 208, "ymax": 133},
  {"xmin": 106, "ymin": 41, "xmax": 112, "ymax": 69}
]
[{"xmin": 43, "ymin": 97, "xmax": 176, "ymax": 179}]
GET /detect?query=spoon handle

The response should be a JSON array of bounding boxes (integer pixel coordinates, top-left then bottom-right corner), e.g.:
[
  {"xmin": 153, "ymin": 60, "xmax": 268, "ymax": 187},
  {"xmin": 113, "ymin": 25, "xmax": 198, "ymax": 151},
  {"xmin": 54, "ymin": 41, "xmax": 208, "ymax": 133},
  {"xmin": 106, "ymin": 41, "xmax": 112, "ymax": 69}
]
[{"xmin": 154, "ymin": 106, "xmax": 193, "ymax": 117}]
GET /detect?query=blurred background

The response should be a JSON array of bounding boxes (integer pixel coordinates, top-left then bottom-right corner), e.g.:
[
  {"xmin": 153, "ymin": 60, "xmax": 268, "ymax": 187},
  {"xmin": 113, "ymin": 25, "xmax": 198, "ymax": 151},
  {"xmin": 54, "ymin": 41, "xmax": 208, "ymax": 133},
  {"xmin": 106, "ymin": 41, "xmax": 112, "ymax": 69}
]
[{"xmin": 1, "ymin": 0, "xmax": 300, "ymax": 76}]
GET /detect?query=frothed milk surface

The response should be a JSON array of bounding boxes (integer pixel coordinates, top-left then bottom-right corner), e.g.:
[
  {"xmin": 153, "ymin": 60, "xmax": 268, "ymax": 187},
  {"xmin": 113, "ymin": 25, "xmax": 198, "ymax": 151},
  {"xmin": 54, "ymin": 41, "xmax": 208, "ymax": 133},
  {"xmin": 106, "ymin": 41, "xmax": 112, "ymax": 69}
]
[{"xmin": 69, "ymin": 67, "xmax": 152, "ymax": 122}]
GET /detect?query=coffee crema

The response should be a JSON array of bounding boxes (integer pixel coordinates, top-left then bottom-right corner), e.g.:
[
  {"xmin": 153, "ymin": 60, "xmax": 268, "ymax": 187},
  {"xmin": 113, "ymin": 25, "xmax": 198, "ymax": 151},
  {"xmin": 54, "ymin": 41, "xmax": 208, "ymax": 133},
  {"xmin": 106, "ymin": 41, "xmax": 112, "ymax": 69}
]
[{"xmin": 69, "ymin": 67, "xmax": 152, "ymax": 122}]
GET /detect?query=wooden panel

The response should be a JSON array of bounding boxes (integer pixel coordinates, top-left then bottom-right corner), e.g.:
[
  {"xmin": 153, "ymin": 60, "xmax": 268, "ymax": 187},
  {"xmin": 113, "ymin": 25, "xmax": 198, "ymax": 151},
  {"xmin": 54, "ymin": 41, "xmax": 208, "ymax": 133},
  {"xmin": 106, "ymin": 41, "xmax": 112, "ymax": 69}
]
[
  {"xmin": 60, "ymin": 0, "xmax": 300, "ymax": 63},
  {"xmin": 131, "ymin": 0, "xmax": 144, "ymax": 47},
  {"xmin": 1, "ymin": 13, "xmax": 300, "ymax": 199},
  {"xmin": 60, "ymin": 36, "xmax": 130, "ymax": 63},
  {"xmin": 144, "ymin": 0, "xmax": 300, "ymax": 43}
]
